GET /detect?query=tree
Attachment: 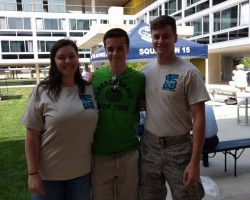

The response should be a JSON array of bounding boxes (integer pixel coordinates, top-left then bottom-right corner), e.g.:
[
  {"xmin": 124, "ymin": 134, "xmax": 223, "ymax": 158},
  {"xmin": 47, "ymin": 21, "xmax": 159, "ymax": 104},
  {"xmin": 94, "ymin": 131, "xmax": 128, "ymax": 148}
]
[
  {"xmin": 242, "ymin": 57, "xmax": 250, "ymax": 69},
  {"xmin": 127, "ymin": 62, "xmax": 145, "ymax": 71}
]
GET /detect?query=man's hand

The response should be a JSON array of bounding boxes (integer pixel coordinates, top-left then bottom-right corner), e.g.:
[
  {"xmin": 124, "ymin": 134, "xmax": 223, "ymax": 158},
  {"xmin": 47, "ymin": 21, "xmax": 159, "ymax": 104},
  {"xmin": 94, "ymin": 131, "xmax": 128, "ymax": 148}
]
[{"xmin": 183, "ymin": 162, "xmax": 200, "ymax": 187}]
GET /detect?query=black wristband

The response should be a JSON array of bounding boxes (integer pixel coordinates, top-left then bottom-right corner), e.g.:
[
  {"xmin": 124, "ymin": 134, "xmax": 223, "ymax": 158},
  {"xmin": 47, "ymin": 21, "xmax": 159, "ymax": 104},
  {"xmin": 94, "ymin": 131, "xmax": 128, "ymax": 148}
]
[{"xmin": 28, "ymin": 172, "xmax": 39, "ymax": 176}]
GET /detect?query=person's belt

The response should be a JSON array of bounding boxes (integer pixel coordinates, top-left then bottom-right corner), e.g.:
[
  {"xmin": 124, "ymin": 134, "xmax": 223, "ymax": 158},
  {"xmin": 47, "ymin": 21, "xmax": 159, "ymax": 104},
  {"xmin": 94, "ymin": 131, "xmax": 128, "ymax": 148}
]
[{"xmin": 144, "ymin": 130, "xmax": 190, "ymax": 147}]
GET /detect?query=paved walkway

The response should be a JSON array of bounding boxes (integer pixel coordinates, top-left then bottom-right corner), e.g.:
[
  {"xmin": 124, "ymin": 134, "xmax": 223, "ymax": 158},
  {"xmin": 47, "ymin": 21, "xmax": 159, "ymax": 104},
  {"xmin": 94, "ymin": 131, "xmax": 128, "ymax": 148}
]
[{"xmin": 166, "ymin": 99, "xmax": 250, "ymax": 200}]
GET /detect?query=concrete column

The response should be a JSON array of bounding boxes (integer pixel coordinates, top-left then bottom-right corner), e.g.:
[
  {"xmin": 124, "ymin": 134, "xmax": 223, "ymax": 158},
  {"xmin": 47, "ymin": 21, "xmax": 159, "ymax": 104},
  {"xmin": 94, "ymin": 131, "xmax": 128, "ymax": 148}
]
[
  {"xmin": 35, "ymin": 63, "xmax": 40, "ymax": 84},
  {"xmin": 91, "ymin": 0, "xmax": 95, "ymax": 13}
]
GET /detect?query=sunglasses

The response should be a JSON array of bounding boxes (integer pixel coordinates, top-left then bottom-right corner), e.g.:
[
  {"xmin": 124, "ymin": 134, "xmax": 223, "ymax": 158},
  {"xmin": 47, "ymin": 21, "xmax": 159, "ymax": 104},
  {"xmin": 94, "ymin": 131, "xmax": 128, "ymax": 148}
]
[{"xmin": 111, "ymin": 75, "xmax": 120, "ymax": 93}]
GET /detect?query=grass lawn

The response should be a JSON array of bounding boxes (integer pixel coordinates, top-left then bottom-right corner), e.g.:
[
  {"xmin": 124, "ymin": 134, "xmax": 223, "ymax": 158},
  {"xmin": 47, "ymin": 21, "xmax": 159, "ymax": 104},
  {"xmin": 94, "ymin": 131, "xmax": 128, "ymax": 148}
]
[{"xmin": 0, "ymin": 86, "xmax": 34, "ymax": 200}]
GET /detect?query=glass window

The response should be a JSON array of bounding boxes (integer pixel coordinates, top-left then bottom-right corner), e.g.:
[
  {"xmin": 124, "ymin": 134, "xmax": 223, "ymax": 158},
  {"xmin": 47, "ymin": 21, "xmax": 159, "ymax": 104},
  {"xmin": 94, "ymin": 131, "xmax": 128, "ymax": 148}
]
[
  {"xmin": 44, "ymin": 18, "xmax": 58, "ymax": 30},
  {"xmin": 213, "ymin": 0, "xmax": 227, "ymax": 6},
  {"xmin": 185, "ymin": 7, "xmax": 195, "ymax": 17},
  {"xmin": 192, "ymin": 19, "xmax": 202, "ymax": 36},
  {"xmin": 213, "ymin": 12, "xmax": 220, "ymax": 32},
  {"xmin": 196, "ymin": 36, "xmax": 209, "ymax": 44},
  {"xmin": 187, "ymin": 0, "xmax": 201, "ymax": 6},
  {"xmin": 2, "ymin": 0, "xmax": 16, "ymax": 11},
  {"xmin": 1, "ymin": 41, "xmax": 9, "ymax": 52},
  {"xmin": 172, "ymin": 12, "xmax": 182, "ymax": 21},
  {"xmin": 196, "ymin": 1, "xmax": 209, "ymax": 12},
  {"xmin": 165, "ymin": 0, "xmax": 182, "ymax": 15},
  {"xmin": 49, "ymin": 0, "xmax": 65, "ymax": 12},
  {"xmin": 69, "ymin": 19, "xmax": 76, "ymax": 30},
  {"xmin": 77, "ymin": 20, "xmax": 90, "ymax": 30},
  {"xmin": 35, "ymin": 0, "xmax": 43, "ymax": 12},
  {"xmin": 57, "ymin": 19, "xmax": 63, "ymax": 30},
  {"xmin": 8, "ymin": 17, "xmax": 23, "ymax": 29},
  {"xmin": 10, "ymin": 41, "xmax": 25, "ymax": 52},
  {"xmin": 203, "ymin": 15, "xmax": 209, "ymax": 34},
  {"xmin": 23, "ymin": 18, "xmax": 31, "ymax": 29},
  {"xmin": 25, "ymin": 41, "xmax": 33, "ymax": 52},
  {"xmin": 229, "ymin": 28, "xmax": 248, "ymax": 40},
  {"xmin": 178, "ymin": 0, "xmax": 182, "ymax": 10},
  {"xmin": 149, "ymin": 7, "xmax": 159, "ymax": 21},
  {"xmin": 22, "ymin": 0, "xmax": 30, "ymax": 11},
  {"xmin": 38, "ymin": 41, "xmax": 45, "ymax": 52},
  {"xmin": 221, "ymin": 6, "xmax": 237, "ymax": 30},
  {"xmin": 101, "ymin": 20, "xmax": 108, "ymax": 24},
  {"xmin": 0, "ymin": 17, "xmax": 6, "ymax": 29},
  {"xmin": 169, "ymin": 0, "xmax": 177, "ymax": 14},
  {"xmin": 36, "ymin": 18, "xmax": 43, "ymax": 30},
  {"xmin": 212, "ymin": 33, "xmax": 228, "ymax": 43},
  {"xmin": 240, "ymin": 2, "xmax": 249, "ymax": 26},
  {"xmin": 46, "ymin": 41, "xmax": 55, "ymax": 52},
  {"xmin": 17, "ymin": 0, "xmax": 22, "ymax": 11}
]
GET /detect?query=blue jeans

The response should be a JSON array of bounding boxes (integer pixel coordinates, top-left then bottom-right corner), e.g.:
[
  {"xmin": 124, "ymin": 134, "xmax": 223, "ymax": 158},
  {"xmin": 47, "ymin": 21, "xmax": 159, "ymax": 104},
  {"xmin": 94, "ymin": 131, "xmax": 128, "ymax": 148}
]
[{"xmin": 32, "ymin": 173, "xmax": 91, "ymax": 200}]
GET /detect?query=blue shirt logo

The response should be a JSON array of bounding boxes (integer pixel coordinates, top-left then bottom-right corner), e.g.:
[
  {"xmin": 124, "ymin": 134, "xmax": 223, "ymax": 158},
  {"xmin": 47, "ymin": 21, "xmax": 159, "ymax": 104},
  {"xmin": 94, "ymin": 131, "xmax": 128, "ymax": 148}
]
[
  {"xmin": 162, "ymin": 74, "xmax": 179, "ymax": 91},
  {"xmin": 80, "ymin": 95, "xmax": 94, "ymax": 109}
]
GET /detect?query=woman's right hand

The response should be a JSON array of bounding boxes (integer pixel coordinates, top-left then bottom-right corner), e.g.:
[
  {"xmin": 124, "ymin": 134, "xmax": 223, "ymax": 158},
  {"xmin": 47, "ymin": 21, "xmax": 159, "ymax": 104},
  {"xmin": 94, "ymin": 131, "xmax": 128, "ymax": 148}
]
[{"xmin": 28, "ymin": 174, "xmax": 45, "ymax": 196}]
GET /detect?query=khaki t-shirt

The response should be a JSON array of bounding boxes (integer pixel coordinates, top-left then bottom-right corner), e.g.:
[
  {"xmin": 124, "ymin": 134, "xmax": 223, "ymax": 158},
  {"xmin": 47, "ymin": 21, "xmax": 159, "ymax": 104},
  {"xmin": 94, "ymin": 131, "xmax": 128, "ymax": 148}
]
[{"xmin": 21, "ymin": 85, "xmax": 98, "ymax": 180}]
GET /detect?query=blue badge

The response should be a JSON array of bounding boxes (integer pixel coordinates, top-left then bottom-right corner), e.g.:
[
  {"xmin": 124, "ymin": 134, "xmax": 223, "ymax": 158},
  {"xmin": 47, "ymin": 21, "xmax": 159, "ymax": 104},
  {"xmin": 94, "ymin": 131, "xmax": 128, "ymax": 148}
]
[{"xmin": 80, "ymin": 95, "xmax": 95, "ymax": 109}]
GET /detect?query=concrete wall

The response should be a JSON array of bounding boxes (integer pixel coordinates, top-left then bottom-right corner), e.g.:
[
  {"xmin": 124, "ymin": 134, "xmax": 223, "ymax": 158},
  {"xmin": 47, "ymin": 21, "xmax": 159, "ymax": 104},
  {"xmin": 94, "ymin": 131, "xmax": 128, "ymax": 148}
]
[
  {"xmin": 190, "ymin": 58, "xmax": 205, "ymax": 80},
  {"xmin": 208, "ymin": 53, "xmax": 221, "ymax": 83}
]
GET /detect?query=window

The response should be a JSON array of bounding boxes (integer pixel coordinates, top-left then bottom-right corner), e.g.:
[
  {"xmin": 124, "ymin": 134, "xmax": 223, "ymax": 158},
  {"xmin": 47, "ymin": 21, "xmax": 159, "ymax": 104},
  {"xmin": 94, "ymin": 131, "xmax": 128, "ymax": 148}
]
[
  {"xmin": 213, "ymin": 0, "xmax": 227, "ymax": 6},
  {"xmin": 25, "ymin": 41, "xmax": 33, "ymax": 52},
  {"xmin": 69, "ymin": 19, "xmax": 76, "ymax": 30},
  {"xmin": 22, "ymin": 0, "xmax": 30, "ymax": 11},
  {"xmin": 23, "ymin": 18, "xmax": 31, "ymax": 29},
  {"xmin": 214, "ymin": 12, "xmax": 220, "ymax": 32},
  {"xmin": 77, "ymin": 20, "xmax": 90, "ymax": 30},
  {"xmin": 0, "ymin": 17, "xmax": 6, "ymax": 29},
  {"xmin": 38, "ymin": 41, "xmax": 55, "ymax": 52},
  {"xmin": 36, "ymin": 18, "xmax": 44, "ymax": 30},
  {"xmin": 203, "ymin": 15, "xmax": 209, "ymax": 34},
  {"xmin": 46, "ymin": 41, "xmax": 55, "ymax": 52},
  {"xmin": 165, "ymin": 0, "xmax": 182, "ymax": 15},
  {"xmin": 187, "ymin": 0, "xmax": 201, "ymax": 7},
  {"xmin": 16, "ymin": 0, "xmax": 22, "ymax": 11},
  {"xmin": 10, "ymin": 41, "xmax": 23, "ymax": 52},
  {"xmin": 221, "ymin": 6, "xmax": 237, "ymax": 30},
  {"xmin": 48, "ymin": 0, "xmax": 66, "ymax": 12},
  {"xmin": 101, "ymin": 20, "xmax": 108, "ymax": 24},
  {"xmin": 129, "ymin": 20, "xmax": 134, "ymax": 25},
  {"xmin": 149, "ymin": 7, "xmax": 160, "ymax": 21},
  {"xmin": 196, "ymin": 37, "xmax": 209, "ymax": 44},
  {"xmin": 43, "ymin": 0, "xmax": 48, "ymax": 12},
  {"xmin": 36, "ymin": 18, "xmax": 64, "ymax": 30},
  {"xmin": 212, "ymin": 33, "xmax": 228, "ymax": 43},
  {"xmin": 214, "ymin": 5, "xmax": 238, "ymax": 31},
  {"xmin": 1, "ymin": 40, "xmax": 33, "ymax": 52},
  {"xmin": 8, "ymin": 18, "xmax": 23, "ymax": 29},
  {"xmin": 240, "ymin": 2, "xmax": 249, "ymax": 26},
  {"xmin": 185, "ymin": 0, "xmax": 209, "ymax": 17},
  {"xmin": 229, "ymin": 28, "xmax": 248, "ymax": 40},
  {"xmin": 192, "ymin": 19, "xmax": 202, "ymax": 36},
  {"xmin": 187, "ymin": 15, "xmax": 209, "ymax": 36},
  {"xmin": 44, "ymin": 18, "xmax": 58, "ymax": 30},
  {"xmin": 69, "ymin": 19, "xmax": 90, "ymax": 30},
  {"xmin": 196, "ymin": 1, "xmax": 209, "ymax": 12},
  {"xmin": 1, "ymin": 41, "xmax": 9, "ymax": 52}
]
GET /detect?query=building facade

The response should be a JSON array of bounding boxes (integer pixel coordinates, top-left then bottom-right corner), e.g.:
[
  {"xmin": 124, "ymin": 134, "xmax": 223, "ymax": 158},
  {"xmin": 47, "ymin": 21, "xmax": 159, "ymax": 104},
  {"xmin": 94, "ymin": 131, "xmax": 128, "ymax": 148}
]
[{"xmin": 0, "ymin": 0, "xmax": 249, "ymax": 84}]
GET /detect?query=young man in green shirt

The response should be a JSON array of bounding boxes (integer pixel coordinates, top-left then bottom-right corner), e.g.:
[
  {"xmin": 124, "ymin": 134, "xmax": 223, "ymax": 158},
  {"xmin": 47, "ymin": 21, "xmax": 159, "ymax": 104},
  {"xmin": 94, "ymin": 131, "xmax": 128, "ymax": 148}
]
[{"xmin": 91, "ymin": 28, "xmax": 145, "ymax": 200}]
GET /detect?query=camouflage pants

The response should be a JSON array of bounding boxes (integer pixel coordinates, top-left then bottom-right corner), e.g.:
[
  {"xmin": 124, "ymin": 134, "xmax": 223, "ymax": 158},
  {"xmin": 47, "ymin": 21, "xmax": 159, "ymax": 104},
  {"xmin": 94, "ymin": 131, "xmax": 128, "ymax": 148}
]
[{"xmin": 139, "ymin": 130, "xmax": 204, "ymax": 200}]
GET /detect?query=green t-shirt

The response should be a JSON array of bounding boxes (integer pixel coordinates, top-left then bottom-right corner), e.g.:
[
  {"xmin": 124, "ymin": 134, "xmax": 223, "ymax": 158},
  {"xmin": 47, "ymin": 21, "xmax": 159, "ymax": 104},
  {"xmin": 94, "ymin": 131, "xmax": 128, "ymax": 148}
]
[{"xmin": 92, "ymin": 66, "xmax": 145, "ymax": 155}]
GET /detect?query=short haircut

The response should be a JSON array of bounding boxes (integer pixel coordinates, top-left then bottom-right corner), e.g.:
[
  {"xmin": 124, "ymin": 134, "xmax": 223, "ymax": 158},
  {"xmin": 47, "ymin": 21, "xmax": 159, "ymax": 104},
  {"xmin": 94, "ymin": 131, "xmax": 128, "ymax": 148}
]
[
  {"xmin": 103, "ymin": 28, "xmax": 130, "ymax": 49},
  {"xmin": 150, "ymin": 16, "xmax": 177, "ymax": 35}
]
